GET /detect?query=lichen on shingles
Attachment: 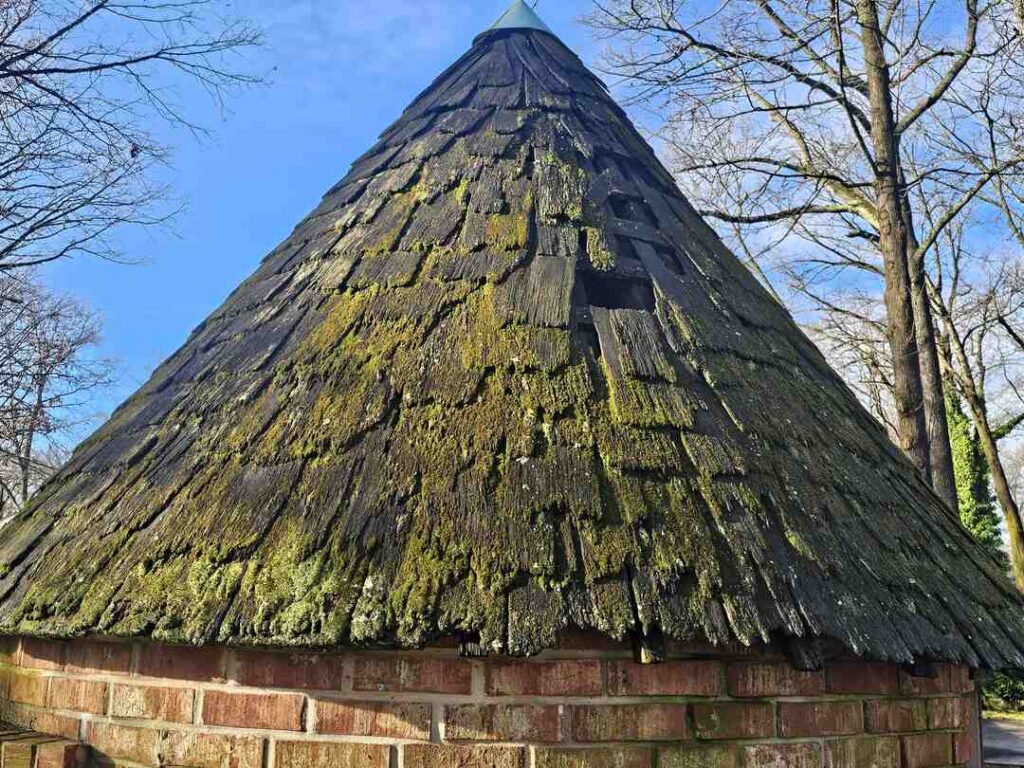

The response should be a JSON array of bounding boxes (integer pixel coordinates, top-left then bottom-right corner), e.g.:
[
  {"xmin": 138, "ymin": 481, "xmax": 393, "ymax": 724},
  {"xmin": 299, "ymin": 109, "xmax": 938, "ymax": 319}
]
[{"xmin": 1, "ymin": 27, "xmax": 1024, "ymax": 671}]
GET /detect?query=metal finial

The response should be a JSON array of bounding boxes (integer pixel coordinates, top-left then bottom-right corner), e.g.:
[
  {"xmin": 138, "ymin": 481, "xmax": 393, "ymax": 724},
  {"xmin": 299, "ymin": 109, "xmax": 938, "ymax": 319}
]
[{"xmin": 486, "ymin": 0, "xmax": 553, "ymax": 35}]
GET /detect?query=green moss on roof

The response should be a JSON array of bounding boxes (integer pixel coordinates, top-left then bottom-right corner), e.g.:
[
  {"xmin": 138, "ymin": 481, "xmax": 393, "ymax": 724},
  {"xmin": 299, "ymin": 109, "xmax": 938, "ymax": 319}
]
[{"xmin": 1, "ymin": 27, "xmax": 1023, "ymax": 670}]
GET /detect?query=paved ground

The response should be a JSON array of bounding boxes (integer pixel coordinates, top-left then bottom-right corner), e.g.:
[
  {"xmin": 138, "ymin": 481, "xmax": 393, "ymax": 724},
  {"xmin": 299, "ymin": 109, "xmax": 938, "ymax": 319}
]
[{"xmin": 985, "ymin": 718, "xmax": 1024, "ymax": 765}]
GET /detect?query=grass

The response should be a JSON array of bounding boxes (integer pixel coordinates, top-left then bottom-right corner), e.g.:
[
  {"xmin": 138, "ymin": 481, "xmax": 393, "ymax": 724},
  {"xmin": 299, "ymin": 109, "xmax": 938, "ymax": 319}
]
[{"xmin": 985, "ymin": 709, "xmax": 1024, "ymax": 723}]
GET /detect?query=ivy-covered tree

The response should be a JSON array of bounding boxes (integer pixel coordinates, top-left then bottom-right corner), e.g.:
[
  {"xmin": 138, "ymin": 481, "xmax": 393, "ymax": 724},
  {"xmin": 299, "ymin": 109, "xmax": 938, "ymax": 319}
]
[
  {"xmin": 948, "ymin": 391, "xmax": 1007, "ymax": 565},
  {"xmin": 948, "ymin": 389, "xmax": 1024, "ymax": 711}
]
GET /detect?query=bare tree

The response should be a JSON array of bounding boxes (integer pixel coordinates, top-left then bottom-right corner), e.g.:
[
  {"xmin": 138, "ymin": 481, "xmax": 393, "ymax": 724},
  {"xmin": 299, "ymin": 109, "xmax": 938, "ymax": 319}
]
[
  {"xmin": 0, "ymin": 272, "xmax": 113, "ymax": 526},
  {"xmin": 0, "ymin": 0, "xmax": 261, "ymax": 271},
  {"xmin": 929, "ymin": 236, "xmax": 1024, "ymax": 577},
  {"xmin": 590, "ymin": 0, "xmax": 1024, "ymax": 584},
  {"xmin": 808, "ymin": 206, "xmax": 1024, "ymax": 579}
]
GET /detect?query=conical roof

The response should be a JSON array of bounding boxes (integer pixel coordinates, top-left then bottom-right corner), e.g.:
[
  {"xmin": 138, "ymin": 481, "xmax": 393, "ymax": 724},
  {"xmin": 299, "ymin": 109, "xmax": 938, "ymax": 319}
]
[{"xmin": 2, "ymin": 12, "xmax": 1024, "ymax": 668}]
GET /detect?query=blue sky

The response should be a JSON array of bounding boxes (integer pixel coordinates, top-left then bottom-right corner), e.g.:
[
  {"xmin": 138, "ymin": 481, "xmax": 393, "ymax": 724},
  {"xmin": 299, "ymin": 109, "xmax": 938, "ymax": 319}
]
[{"xmin": 43, "ymin": 0, "xmax": 597, "ymax": 431}]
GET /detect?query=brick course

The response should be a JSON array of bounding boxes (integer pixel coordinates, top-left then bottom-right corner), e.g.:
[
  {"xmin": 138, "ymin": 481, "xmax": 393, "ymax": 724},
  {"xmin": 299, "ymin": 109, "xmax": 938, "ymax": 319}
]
[
  {"xmin": 605, "ymin": 660, "xmax": 720, "ymax": 697},
  {"xmin": 447, "ymin": 703, "xmax": 561, "ymax": 743},
  {"xmin": 160, "ymin": 731, "xmax": 263, "ymax": 768},
  {"xmin": 867, "ymin": 699, "xmax": 929, "ymax": 733},
  {"xmin": 46, "ymin": 678, "xmax": 106, "ymax": 717},
  {"xmin": 64, "ymin": 643, "xmax": 131, "ymax": 677},
  {"xmin": 778, "ymin": 700, "xmax": 864, "ymax": 737},
  {"xmin": 235, "ymin": 652, "xmax": 346, "ymax": 691},
  {"xmin": 0, "ymin": 637, "xmax": 982, "ymax": 768},
  {"xmin": 274, "ymin": 740, "xmax": 388, "ymax": 768},
  {"xmin": 353, "ymin": 656, "xmax": 472, "ymax": 695},
  {"xmin": 745, "ymin": 742, "xmax": 823, "ymax": 768},
  {"xmin": 486, "ymin": 660, "xmax": 601, "ymax": 697},
  {"xmin": 316, "ymin": 699, "xmax": 431, "ymax": 740},
  {"xmin": 202, "ymin": 690, "xmax": 304, "ymax": 732},
  {"xmin": 727, "ymin": 662, "xmax": 824, "ymax": 697},
  {"xmin": 109, "ymin": 684, "xmax": 194, "ymax": 724},
  {"xmin": 573, "ymin": 704, "xmax": 688, "ymax": 742},
  {"xmin": 534, "ymin": 747, "xmax": 651, "ymax": 768},
  {"xmin": 692, "ymin": 702, "xmax": 774, "ymax": 740}
]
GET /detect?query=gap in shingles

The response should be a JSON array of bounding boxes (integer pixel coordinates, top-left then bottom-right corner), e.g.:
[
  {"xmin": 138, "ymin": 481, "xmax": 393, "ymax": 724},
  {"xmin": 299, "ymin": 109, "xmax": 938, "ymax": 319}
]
[
  {"xmin": 655, "ymin": 243, "xmax": 688, "ymax": 277},
  {"xmin": 580, "ymin": 271, "xmax": 656, "ymax": 312},
  {"xmin": 523, "ymin": 144, "xmax": 538, "ymax": 180},
  {"xmin": 576, "ymin": 227, "xmax": 590, "ymax": 265},
  {"xmin": 626, "ymin": 199, "xmax": 660, "ymax": 228},
  {"xmin": 569, "ymin": 279, "xmax": 601, "ymax": 360},
  {"xmin": 608, "ymin": 194, "xmax": 633, "ymax": 220}
]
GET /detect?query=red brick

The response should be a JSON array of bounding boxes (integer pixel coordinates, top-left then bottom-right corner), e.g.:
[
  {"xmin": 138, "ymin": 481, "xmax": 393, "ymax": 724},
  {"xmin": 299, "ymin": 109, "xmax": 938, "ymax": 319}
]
[
  {"xmin": 3, "ymin": 742, "xmax": 34, "ymax": 767},
  {"xmin": 317, "ymin": 699, "xmax": 431, "ymax": 740},
  {"xmin": 486, "ymin": 660, "xmax": 602, "ymax": 697},
  {"xmin": 19, "ymin": 639, "xmax": 65, "ymax": 671},
  {"xmin": 405, "ymin": 744, "xmax": 526, "ymax": 768},
  {"xmin": 658, "ymin": 746, "xmax": 737, "ymax": 768},
  {"xmin": 607, "ymin": 660, "xmax": 721, "ymax": 697},
  {"xmin": 202, "ymin": 690, "xmax": 304, "ymax": 731},
  {"xmin": 910, "ymin": 673, "xmax": 946, "ymax": 697},
  {"xmin": 160, "ymin": 730, "xmax": 263, "ymax": 768},
  {"xmin": 35, "ymin": 742, "xmax": 80, "ymax": 768},
  {"xmin": 87, "ymin": 722, "xmax": 160, "ymax": 766},
  {"xmin": 136, "ymin": 645, "xmax": 224, "ymax": 682},
  {"xmin": 900, "ymin": 668, "xmax": 951, "ymax": 696},
  {"xmin": 274, "ymin": 741, "xmax": 389, "ymax": 768},
  {"xmin": 110, "ymin": 683, "xmax": 194, "ymax": 723},
  {"xmin": 865, "ymin": 699, "xmax": 927, "ymax": 733},
  {"xmin": 779, "ymin": 701, "xmax": 863, "ymax": 737},
  {"xmin": 744, "ymin": 743, "xmax": 822, "ymax": 768},
  {"xmin": 901, "ymin": 733, "xmax": 952, "ymax": 768},
  {"xmin": 573, "ymin": 704, "xmax": 688, "ymax": 742},
  {"xmin": 234, "ymin": 650, "xmax": 346, "ymax": 690},
  {"xmin": 900, "ymin": 664, "xmax": 972, "ymax": 696},
  {"xmin": 726, "ymin": 662, "xmax": 824, "ymax": 697},
  {"xmin": 65, "ymin": 642, "xmax": 132, "ymax": 676},
  {"xmin": 353, "ymin": 656, "xmax": 472, "ymax": 695},
  {"xmin": 961, "ymin": 691, "xmax": 976, "ymax": 720},
  {"xmin": 31, "ymin": 711, "xmax": 82, "ymax": 742},
  {"xmin": 926, "ymin": 697, "xmax": 963, "ymax": 730},
  {"xmin": 8, "ymin": 671, "xmax": 48, "ymax": 706},
  {"xmin": 47, "ymin": 677, "xmax": 107, "ymax": 715},
  {"xmin": 950, "ymin": 665, "xmax": 974, "ymax": 694},
  {"xmin": 954, "ymin": 728, "xmax": 975, "ymax": 764},
  {"xmin": 534, "ymin": 748, "xmax": 651, "ymax": 768},
  {"xmin": 826, "ymin": 661, "xmax": 898, "ymax": 695},
  {"xmin": 448, "ymin": 704, "xmax": 560, "ymax": 743},
  {"xmin": 824, "ymin": 737, "xmax": 900, "ymax": 768},
  {"xmin": 692, "ymin": 702, "xmax": 773, "ymax": 740}
]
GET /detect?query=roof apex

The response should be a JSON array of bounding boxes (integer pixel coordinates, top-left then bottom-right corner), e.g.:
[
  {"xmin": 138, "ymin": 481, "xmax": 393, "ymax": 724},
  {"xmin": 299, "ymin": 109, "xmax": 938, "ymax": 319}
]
[{"xmin": 485, "ymin": 0, "xmax": 553, "ymax": 35}]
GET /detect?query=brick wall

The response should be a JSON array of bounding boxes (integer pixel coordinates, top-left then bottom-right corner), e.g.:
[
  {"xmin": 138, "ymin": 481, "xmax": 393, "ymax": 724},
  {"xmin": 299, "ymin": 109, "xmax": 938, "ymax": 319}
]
[{"xmin": 0, "ymin": 635, "xmax": 982, "ymax": 768}]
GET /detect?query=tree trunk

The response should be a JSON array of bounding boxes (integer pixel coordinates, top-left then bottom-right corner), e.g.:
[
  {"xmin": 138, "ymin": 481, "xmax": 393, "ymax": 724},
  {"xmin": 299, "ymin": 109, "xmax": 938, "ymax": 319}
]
[
  {"xmin": 905, "ymin": 218, "xmax": 959, "ymax": 510},
  {"xmin": 969, "ymin": 397, "xmax": 1024, "ymax": 587},
  {"xmin": 19, "ymin": 378, "xmax": 45, "ymax": 506},
  {"xmin": 856, "ymin": 0, "xmax": 931, "ymax": 479},
  {"xmin": 936, "ymin": 304, "xmax": 1024, "ymax": 587}
]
